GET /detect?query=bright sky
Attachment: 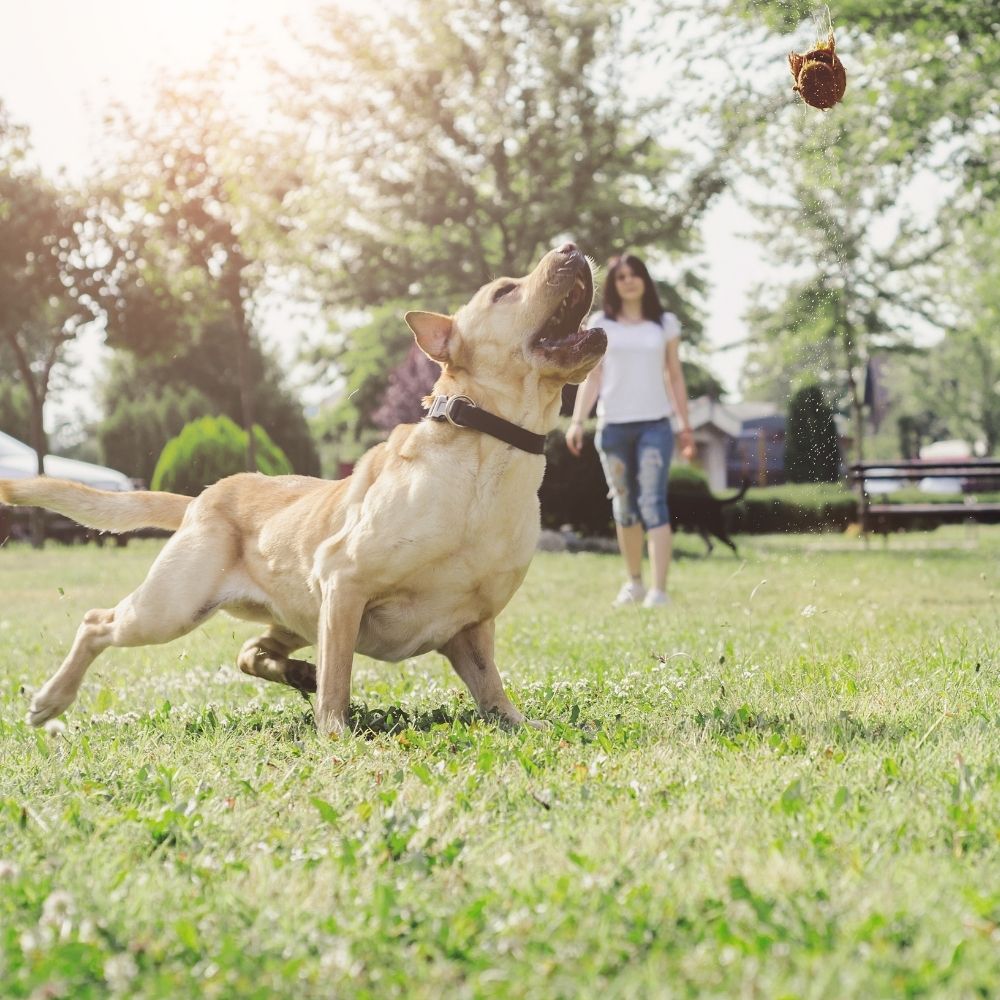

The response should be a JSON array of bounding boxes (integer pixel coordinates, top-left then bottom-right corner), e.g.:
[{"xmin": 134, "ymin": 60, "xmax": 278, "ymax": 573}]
[{"xmin": 0, "ymin": 0, "xmax": 765, "ymax": 436}]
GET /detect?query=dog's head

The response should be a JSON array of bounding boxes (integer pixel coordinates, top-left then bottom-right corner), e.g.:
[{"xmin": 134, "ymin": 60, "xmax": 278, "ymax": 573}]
[{"xmin": 405, "ymin": 244, "xmax": 607, "ymax": 392}]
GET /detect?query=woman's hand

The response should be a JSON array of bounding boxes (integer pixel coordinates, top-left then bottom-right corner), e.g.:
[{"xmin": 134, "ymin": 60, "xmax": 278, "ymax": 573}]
[
  {"xmin": 678, "ymin": 427, "xmax": 696, "ymax": 461},
  {"xmin": 566, "ymin": 421, "xmax": 585, "ymax": 457}
]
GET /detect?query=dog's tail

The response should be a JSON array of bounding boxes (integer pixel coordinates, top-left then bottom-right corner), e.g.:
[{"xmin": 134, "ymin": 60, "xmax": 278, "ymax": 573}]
[
  {"xmin": 720, "ymin": 479, "xmax": 751, "ymax": 506},
  {"xmin": 0, "ymin": 477, "xmax": 192, "ymax": 533}
]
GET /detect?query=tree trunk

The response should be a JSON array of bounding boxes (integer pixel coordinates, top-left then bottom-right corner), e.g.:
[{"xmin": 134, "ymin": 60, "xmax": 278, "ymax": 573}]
[
  {"xmin": 847, "ymin": 367, "xmax": 864, "ymax": 467},
  {"xmin": 235, "ymin": 302, "xmax": 257, "ymax": 472},
  {"xmin": 28, "ymin": 395, "xmax": 48, "ymax": 549},
  {"xmin": 224, "ymin": 266, "xmax": 256, "ymax": 472},
  {"xmin": 6, "ymin": 331, "xmax": 50, "ymax": 549},
  {"xmin": 841, "ymin": 324, "xmax": 864, "ymax": 467}
]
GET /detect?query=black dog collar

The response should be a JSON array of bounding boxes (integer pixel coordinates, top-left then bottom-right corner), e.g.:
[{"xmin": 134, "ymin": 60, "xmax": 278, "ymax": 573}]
[{"xmin": 425, "ymin": 394, "xmax": 547, "ymax": 455}]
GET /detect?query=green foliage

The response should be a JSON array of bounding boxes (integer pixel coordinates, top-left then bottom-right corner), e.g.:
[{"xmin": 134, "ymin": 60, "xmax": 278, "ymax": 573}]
[
  {"xmin": 291, "ymin": 0, "xmax": 765, "ymax": 444},
  {"xmin": 785, "ymin": 384, "xmax": 841, "ymax": 482},
  {"xmin": 728, "ymin": 483, "xmax": 858, "ymax": 534},
  {"xmin": 0, "ymin": 104, "xmax": 101, "ymax": 460},
  {"xmin": 98, "ymin": 386, "xmax": 212, "ymax": 484},
  {"xmin": 98, "ymin": 318, "xmax": 319, "ymax": 481},
  {"xmin": 309, "ymin": 305, "xmax": 415, "ymax": 472},
  {"xmin": 292, "ymin": 1, "xmax": 731, "ymax": 308},
  {"xmin": 539, "ymin": 423, "xmax": 613, "ymax": 536},
  {"xmin": 90, "ymin": 70, "xmax": 305, "ymax": 484},
  {"xmin": 150, "ymin": 415, "xmax": 292, "ymax": 496},
  {"xmin": 0, "ymin": 379, "xmax": 30, "ymax": 442}
]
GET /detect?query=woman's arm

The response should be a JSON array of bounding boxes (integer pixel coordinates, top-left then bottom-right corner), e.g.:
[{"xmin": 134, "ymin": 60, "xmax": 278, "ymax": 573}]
[
  {"xmin": 566, "ymin": 361, "xmax": 603, "ymax": 457},
  {"xmin": 664, "ymin": 339, "xmax": 696, "ymax": 461}
]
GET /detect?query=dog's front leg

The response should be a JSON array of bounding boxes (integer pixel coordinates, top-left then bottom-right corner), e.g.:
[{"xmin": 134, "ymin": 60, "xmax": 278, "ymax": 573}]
[
  {"xmin": 315, "ymin": 582, "xmax": 365, "ymax": 737},
  {"xmin": 441, "ymin": 620, "xmax": 535, "ymax": 728}
]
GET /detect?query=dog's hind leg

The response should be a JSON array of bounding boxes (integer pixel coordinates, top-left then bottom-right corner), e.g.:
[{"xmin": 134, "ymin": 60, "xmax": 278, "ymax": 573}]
[
  {"xmin": 28, "ymin": 528, "xmax": 236, "ymax": 726},
  {"xmin": 440, "ymin": 620, "xmax": 531, "ymax": 728},
  {"xmin": 699, "ymin": 529, "xmax": 715, "ymax": 556},
  {"xmin": 237, "ymin": 628, "xmax": 315, "ymax": 695}
]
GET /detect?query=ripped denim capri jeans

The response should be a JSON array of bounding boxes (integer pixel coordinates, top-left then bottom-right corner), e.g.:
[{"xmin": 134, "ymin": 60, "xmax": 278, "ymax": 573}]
[{"xmin": 595, "ymin": 418, "xmax": 674, "ymax": 529}]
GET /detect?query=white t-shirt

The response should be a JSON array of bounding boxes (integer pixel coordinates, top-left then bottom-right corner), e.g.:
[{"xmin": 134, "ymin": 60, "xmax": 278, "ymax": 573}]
[{"xmin": 592, "ymin": 312, "xmax": 680, "ymax": 425}]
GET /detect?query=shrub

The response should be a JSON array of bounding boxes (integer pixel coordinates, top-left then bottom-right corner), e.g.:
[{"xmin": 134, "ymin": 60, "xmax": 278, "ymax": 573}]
[
  {"xmin": 541, "ymin": 421, "xmax": 859, "ymax": 536},
  {"xmin": 540, "ymin": 423, "xmax": 613, "ymax": 536},
  {"xmin": 726, "ymin": 483, "xmax": 857, "ymax": 534},
  {"xmin": 150, "ymin": 416, "xmax": 293, "ymax": 496},
  {"xmin": 98, "ymin": 386, "xmax": 212, "ymax": 484},
  {"xmin": 98, "ymin": 320, "xmax": 320, "ymax": 481},
  {"xmin": 540, "ymin": 423, "xmax": 714, "ymax": 537},
  {"xmin": 785, "ymin": 384, "xmax": 841, "ymax": 483}
]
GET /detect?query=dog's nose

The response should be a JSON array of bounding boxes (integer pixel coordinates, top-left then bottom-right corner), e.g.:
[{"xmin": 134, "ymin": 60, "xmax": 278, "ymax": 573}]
[{"xmin": 558, "ymin": 242, "xmax": 578, "ymax": 255}]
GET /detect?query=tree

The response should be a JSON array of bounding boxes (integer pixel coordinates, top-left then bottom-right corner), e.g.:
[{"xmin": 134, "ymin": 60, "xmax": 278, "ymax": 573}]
[
  {"xmin": 292, "ymin": 0, "xmax": 738, "ymax": 305},
  {"xmin": 0, "ymin": 107, "xmax": 101, "ymax": 545},
  {"xmin": 287, "ymin": 0, "xmax": 760, "ymax": 446},
  {"xmin": 785, "ymin": 384, "xmax": 841, "ymax": 482},
  {"xmin": 726, "ymin": 1, "xmax": 997, "ymax": 461},
  {"xmin": 901, "ymin": 206, "xmax": 1000, "ymax": 455},
  {"xmin": 97, "ymin": 319, "xmax": 320, "ymax": 483},
  {"xmin": 735, "ymin": 46, "xmax": 951, "ymax": 461},
  {"xmin": 728, "ymin": 0, "xmax": 999, "ymax": 206},
  {"xmin": 94, "ymin": 69, "xmax": 302, "ymax": 471}
]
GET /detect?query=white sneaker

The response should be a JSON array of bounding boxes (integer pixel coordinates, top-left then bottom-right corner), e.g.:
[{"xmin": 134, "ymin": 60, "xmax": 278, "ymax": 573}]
[
  {"xmin": 642, "ymin": 589, "xmax": 670, "ymax": 609},
  {"xmin": 613, "ymin": 580, "xmax": 646, "ymax": 606}
]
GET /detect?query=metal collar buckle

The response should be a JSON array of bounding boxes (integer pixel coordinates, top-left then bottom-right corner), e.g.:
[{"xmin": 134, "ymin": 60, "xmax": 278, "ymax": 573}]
[{"xmin": 428, "ymin": 394, "xmax": 475, "ymax": 427}]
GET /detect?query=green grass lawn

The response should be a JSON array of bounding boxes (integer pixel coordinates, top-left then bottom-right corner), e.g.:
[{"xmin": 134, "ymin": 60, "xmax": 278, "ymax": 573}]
[{"xmin": 1, "ymin": 527, "xmax": 999, "ymax": 998}]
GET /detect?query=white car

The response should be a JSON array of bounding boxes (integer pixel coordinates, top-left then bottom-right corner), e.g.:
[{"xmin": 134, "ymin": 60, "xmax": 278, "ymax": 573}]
[
  {"xmin": 0, "ymin": 430, "xmax": 132, "ymax": 491},
  {"xmin": 1, "ymin": 430, "xmax": 133, "ymax": 543}
]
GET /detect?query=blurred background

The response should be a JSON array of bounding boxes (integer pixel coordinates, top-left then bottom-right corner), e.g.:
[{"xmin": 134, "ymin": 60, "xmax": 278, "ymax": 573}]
[{"xmin": 0, "ymin": 0, "xmax": 997, "ymax": 533}]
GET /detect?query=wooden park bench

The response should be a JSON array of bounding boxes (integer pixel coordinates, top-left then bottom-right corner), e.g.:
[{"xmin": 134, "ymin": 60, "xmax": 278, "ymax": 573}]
[{"xmin": 848, "ymin": 459, "xmax": 1000, "ymax": 536}]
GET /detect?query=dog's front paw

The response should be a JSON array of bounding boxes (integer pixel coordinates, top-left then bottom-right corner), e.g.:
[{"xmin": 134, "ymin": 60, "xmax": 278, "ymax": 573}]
[
  {"xmin": 27, "ymin": 686, "xmax": 73, "ymax": 727},
  {"xmin": 485, "ymin": 706, "xmax": 548, "ymax": 731},
  {"xmin": 315, "ymin": 708, "xmax": 350, "ymax": 740}
]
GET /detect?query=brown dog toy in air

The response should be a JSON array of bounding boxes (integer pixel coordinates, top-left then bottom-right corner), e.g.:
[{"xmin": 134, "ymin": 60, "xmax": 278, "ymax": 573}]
[{"xmin": 789, "ymin": 31, "xmax": 847, "ymax": 109}]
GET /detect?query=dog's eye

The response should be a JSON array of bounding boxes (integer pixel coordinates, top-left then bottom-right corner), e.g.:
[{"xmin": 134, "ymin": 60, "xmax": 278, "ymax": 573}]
[{"xmin": 492, "ymin": 282, "xmax": 516, "ymax": 302}]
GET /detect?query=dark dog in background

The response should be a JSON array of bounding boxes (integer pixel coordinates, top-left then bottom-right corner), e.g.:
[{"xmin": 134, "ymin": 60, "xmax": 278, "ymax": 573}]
[{"xmin": 668, "ymin": 480, "xmax": 749, "ymax": 555}]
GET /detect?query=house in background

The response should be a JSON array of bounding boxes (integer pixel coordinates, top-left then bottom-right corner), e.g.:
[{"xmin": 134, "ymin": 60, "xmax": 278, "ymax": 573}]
[
  {"xmin": 684, "ymin": 398, "xmax": 850, "ymax": 490},
  {"xmin": 726, "ymin": 403, "xmax": 790, "ymax": 488},
  {"xmin": 686, "ymin": 397, "xmax": 743, "ymax": 491}
]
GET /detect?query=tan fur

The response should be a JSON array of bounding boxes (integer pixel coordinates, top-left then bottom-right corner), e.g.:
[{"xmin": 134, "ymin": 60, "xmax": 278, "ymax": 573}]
[
  {"xmin": 0, "ymin": 478, "xmax": 191, "ymax": 533},
  {"xmin": 0, "ymin": 246, "xmax": 605, "ymax": 736}
]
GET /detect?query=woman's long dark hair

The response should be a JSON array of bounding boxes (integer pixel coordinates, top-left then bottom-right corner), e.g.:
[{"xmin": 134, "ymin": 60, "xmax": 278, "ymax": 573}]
[{"xmin": 601, "ymin": 254, "xmax": 666, "ymax": 323}]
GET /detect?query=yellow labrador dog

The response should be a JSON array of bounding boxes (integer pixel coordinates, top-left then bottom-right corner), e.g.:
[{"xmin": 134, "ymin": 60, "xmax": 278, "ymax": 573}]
[{"xmin": 0, "ymin": 244, "xmax": 606, "ymax": 736}]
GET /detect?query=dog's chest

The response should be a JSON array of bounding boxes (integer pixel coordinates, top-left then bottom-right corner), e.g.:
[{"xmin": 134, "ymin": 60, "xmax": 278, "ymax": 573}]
[{"xmin": 355, "ymin": 477, "xmax": 540, "ymax": 661}]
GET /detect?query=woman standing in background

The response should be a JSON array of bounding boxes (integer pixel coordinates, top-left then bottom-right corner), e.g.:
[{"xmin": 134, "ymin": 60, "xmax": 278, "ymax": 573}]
[{"xmin": 566, "ymin": 254, "xmax": 695, "ymax": 607}]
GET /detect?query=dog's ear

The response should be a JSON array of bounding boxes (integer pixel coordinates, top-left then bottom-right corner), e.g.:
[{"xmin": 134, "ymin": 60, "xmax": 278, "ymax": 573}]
[{"xmin": 405, "ymin": 311, "xmax": 453, "ymax": 364}]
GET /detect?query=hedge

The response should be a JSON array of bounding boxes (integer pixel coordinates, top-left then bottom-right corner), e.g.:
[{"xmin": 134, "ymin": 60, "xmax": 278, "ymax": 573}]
[
  {"xmin": 540, "ymin": 422, "xmax": 859, "ymax": 537},
  {"xmin": 151, "ymin": 416, "xmax": 293, "ymax": 497}
]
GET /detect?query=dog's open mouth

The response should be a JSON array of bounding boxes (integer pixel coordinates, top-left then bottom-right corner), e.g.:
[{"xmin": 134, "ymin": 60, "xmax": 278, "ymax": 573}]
[{"xmin": 530, "ymin": 265, "xmax": 605, "ymax": 362}]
